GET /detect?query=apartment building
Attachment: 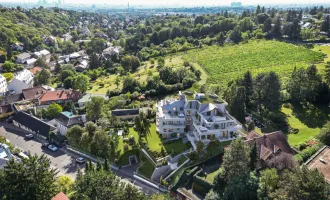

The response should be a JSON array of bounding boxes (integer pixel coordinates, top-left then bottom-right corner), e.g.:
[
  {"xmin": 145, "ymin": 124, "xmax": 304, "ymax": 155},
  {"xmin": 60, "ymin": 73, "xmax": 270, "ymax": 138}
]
[
  {"xmin": 156, "ymin": 92, "xmax": 241, "ymax": 147},
  {"xmin": 0, "ymin": 74, "xmax": 8, "ymax": 95}
]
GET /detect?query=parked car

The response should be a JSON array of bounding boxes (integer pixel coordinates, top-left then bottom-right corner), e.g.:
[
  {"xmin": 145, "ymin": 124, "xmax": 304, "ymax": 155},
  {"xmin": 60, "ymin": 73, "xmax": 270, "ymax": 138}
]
[
  {"xmin": 75, "ymin": 157, "xmax": 86, "ymax": 164},
  {"xmin": 48, "ymin": 144, "xmax": 57, "ymax": 152},
  {"xmin": 6, "ymin": 116, "xmax": 13, "ymax": 123},
  {"xmin": 42, "ymin": 142, "xmax": 50, "ymax": 148},
  {"xmin": 25, "ymin": 134, "xmax": 34, "ymax": 140}
]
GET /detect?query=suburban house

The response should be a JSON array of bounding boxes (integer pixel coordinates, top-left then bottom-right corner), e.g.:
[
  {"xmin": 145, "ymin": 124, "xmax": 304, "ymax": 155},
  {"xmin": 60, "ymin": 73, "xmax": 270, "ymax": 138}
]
[
  {"xmin": 38, "ymin": 89, "xmax": 81, "ymax": 105},
  {"xmin": 0, "ymin": 92, "xmax": 23, "ymax": 113},
  {"xmin": 302, "ymin": 22, "xmax": 312, "ymax": 29},
  {"xmin": 25, "ymin": 58, "xmax": 37, "ymax": 67},
  {"xmin": 15, "ymin": 52, "xmax": 31, "ymax": 64},
  {"xmin": 302, "ymin": 14, "xmax": 313, "ymax": 20},
  {"xmin": 78, "ymin": 93, "xmax": 109, "ymax": 107},
  {"xmin": 0, "ymin": 142, "xmax": 13, "ymax": 169},
  {"xmin": 50, "ymin": 111, "xmax": 86, "ymax": 136},
  {"xmin": 28, "ymin": 67, "xmax": 42, "ymax": 75},
  {"xmin": 156, "ymin": 91, "xmax": 241, "ymax": 148},
  {"xmin": 75, "ymin": 59, "xmax": 89, "ymax": 72},
  {"xmin": 0, "ymin": 74, "xmax": 8, "ymax": 95},
  {"xmin": 11, "ymin": 42, "xmax": 24, "ymax": 51},
  {"xmin": 103, "ymin": 46, "xmax": 122, "ymax": 56},
  {"xmin": 7, "ymin": 69, "xmax": 34, "ymax": 94},
  {"xmin": 22, "ymin": 86, "xmax": 48, "ymax": 101},
  {"xmin": 13, "ymin": 111, "xmax": 56, "ymax": 139},
  {"xmin": 244, "ymin": 131, "xmax": 295, "ymax": 170},
  {"xmin": 305, "ymin": 145, "xmax": 330, "ymax": 184},
  {"xmin": 111, "ymin": 109, "xmax": 140, "ymax": 120},
  {"xmin": 34, "ymin": 49, "xmax": 51, "ymax": 63}
]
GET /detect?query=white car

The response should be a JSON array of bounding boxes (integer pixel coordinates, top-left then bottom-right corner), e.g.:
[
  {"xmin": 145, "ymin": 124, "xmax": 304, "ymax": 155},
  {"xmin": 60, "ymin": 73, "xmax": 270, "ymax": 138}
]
[
  {"xmin": 47, "ymin": 144, "xmax": 58, "ymax": 152},
  {"xmin": 76, "ymin": 157, "xmax": 86, "ymax": 164}
]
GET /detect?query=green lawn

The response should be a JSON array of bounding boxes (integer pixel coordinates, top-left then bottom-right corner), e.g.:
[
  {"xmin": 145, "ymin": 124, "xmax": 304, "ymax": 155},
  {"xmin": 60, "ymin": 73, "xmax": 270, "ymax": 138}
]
[
  {"xmin": 178, "ymin": 155, "xmax": 188, "ymax": 166},
  {"xmin": 185, "ymin": 40, "xmax": 324, "ymax": 92},
  {"xmin": 142, "ymin": 123, "xmax": 191, "ymax": 156},
  {"xmin": 204, "ymin": 168, "xmax": 223, "ymax": 183},
  {"xmin": 282, "ymin": 104, "xmax": 330, "ymax": 146},
  {"xmin": 113, "ymin": 127, "xmax": 140, "ymax": 165},
  {"xmin": 137, "ymin": 159, "xmax": 155, "ymax": 179}
]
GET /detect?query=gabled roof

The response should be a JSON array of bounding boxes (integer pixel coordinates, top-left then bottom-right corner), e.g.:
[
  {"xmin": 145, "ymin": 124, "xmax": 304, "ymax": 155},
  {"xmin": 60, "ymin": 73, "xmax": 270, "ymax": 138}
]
[
  {"xmin": 39, "ymin": 89, "xmax": 81, "ymax": 102},
  {"xmin": 22, "ymin": 86, "xmax": 47, "ymax": 100},
  {"xmin": 112, "ymin": 109, "xmax": 139, "ymax": 116},
  {"xmin": 13, "ymin": 111, "xmax": 56, "ymax": 137},
  {"xmin": 29, "ymin": 67, "xmax": 42, "ymax": 75},
  {"xmin": 246, "ymin": 131, "xmax": 261, "ymax": 140},
  {"xmin": 245, "ymin": 131, "xmax": 294, "ymax": 161},
  {"xmin": 51, "ymin": 192, "xmax": 69, "ymax": 200},
  {"xmin": 16, "ymin": 52, "xmax": 31, "ymax": 60},
  {"xmin": 78, "ymin": 93, "xmax": 109, "ymax": 103},
  {"xmin": 0, "ymin": 93, "xmax": 23, "ymax": 106}
]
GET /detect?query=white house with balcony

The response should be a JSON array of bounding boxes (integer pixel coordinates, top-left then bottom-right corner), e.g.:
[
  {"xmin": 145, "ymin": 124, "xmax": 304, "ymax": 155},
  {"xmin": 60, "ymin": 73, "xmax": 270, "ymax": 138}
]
[
  {"xmin": 7, "ymin": 69, "xmax": 34, "ymax": 94},
  {"xmin": 156, "ymin": 91, "xmax": 242, "ymax": 149}
]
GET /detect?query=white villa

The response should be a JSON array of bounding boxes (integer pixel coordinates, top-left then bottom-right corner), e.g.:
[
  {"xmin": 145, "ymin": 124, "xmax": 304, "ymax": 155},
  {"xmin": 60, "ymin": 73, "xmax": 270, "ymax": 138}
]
[{"xmin": 156, "ymin": 91, "xmax": 242, "ymax": 149}]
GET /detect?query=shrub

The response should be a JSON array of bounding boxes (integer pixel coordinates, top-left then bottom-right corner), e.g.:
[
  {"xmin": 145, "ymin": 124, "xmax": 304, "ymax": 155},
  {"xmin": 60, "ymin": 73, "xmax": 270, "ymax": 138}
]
[{"xmin": 298, "ymin": 143, "xmax": 307, "ymax": 151}]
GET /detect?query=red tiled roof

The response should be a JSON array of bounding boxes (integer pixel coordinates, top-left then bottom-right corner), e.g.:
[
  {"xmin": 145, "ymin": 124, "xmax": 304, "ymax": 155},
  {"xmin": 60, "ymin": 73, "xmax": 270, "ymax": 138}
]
[
  {"xmin": 39, "ymin": 89, "xmax": 81, "ymax": 102},
  {"xmin": 29, "ymin": 67, "xmax": 41, "ymax": 75},
  {"xmin": 22, "ymin": 86, "xmax": 47, "ymax": 100},
  {"xmin": 52, "ymin": 192, "xmax": 69, "ymax": 200}
]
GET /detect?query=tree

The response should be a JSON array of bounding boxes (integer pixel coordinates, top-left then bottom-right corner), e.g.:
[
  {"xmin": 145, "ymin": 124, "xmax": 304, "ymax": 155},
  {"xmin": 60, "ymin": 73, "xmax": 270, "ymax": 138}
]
[
  {"xmin": 286, "ymin": 19, "xmax": 301, "ymax": 39},
  {"xmin": 263, "ymin": 18, "xmax": 272, "ymax": 33},
  {"xmin": 272, "ymin": 17, "xmax": 282, "ymax": 37},
  {"xmin": 0, "ymin": 154, "xmax": 58, "ymax": 200},
  {"xmin": 2, "ymin": 72, "xmax": 14, "ymax": 82},
  {"xmin": 271, "ymin": 166, "xmax": 328, "ymax": 200},
  {"xmin": 66, "ymin": 125, "xmax": 85, "ymax": 147},
  {"xmin": 89, "ymin": 53, "xmax": 101, "ymax": 70},
  {"xmin": 196, "ymin": 140, "xmax": 205, "ymax": 156},
  {"xmin": 2, "ymin": 61, "xmax": 15, "ymax": 72},
  {"xmin": 47, "ymin": 103, "xmax": 62, "ymax": 119},
  {"xmin": 257, "ymin": 13, "xmax": 270, "ymax": 24},
  {"xmin": 60, "ymin": 69, "xmax": 75, "ymax": 82},
  {"xmin": 34, "ymin": 57, "xmax": 48, "ymax": 68},
  {"xmin": 55, "ymin": 175, "xmax": 74, "ymax": 195},
  {"xmin": 317, "ymin": 122, "xmax": 330, "ymax": 146},
  {"xmin": 74, "ymin": 74, "xmax": 89, "ymax": 93},
  {"xmin": 320, "ymin": 15, "xmax": 330, "ymax": 32},
  {"xmin": 262, "ymin": 72, "xmax": 282, "ymax": 110},
  {"xmin": 257, "ymin": 168, "xmax": 279, "ymax": 200},
  {"xmin": 250, "ymin": 141, "xmax": 258, "ymax": 170},
  {"xmin": 225, "ymin": 84, "xmax": 246, "ymax": 122},
  {"xmin": 86, "ymin": 96, "xmax": 105, "ymax": 121},
  {"xmin": 222, "ymin": 138, "xmax": 250, "ymax": 181},
  {"xmin": 230, "ymin": 27, "xmax": 242, "ymax": 43},
  {"xmin": 115, "ymin": 76, "xmax": 121, "ymax": 88},
  {"xmin": 34, "ymin": 69, "xmax": 51, "ymax": 85},
  {"xmin": 324, "ymin": 62, "xmax": 330, "ymax": 86},
  {"xmin": 242, "ymin": 71, "xmax": 253, "ymax": 108},
  {"xmin": 306, "ymin": 64, "xmax": 323, "ymax": 102},
  {"xmin": 71, "ymin": 169, "xmax": 145, "ymax": 200}
]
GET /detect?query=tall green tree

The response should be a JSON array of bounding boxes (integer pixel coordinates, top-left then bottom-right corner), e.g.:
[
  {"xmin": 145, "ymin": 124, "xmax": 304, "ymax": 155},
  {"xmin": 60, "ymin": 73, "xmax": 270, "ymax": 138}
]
[
  {"xmin": 257, "ymin": 168, "xmax": 279, "ymax": 200},
  {"xmin": 86, "ymin": 96, "xmax": 105, "ymax": 121},
  {"xmin": 230, "ymin": 27, "xmax": 242, "ymax": 43},
  {"xmin": 263, "ymin": 18, "xmax": 272, "ymax": 33},
  {"xmin": 0, "ymin": 154, "xmax": 58, "ymax": 200},
  {"xmin": 47, "ymin": 103, "xmax": 62, "ymax": 119},
  {"xmin": 225, "ymin": 84, "xmax": 246, "ymax": 122},
  {"xmin": 74, "ymin": 74, "xmax": 89, "ymax": 93}
]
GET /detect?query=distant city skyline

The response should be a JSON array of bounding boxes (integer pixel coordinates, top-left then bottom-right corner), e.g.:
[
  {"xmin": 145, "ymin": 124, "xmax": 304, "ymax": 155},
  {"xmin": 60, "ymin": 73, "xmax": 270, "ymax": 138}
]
[{"xmin": 0, "ymin": 0, "xmax": 329, "ymax": 6}]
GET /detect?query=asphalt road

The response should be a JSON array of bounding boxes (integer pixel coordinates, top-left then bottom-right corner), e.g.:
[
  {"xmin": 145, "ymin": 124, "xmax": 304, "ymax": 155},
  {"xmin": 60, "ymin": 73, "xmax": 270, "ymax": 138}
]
[{"xmin": 0, "ymin": 123, "xmax": 161, "ymax": 195}]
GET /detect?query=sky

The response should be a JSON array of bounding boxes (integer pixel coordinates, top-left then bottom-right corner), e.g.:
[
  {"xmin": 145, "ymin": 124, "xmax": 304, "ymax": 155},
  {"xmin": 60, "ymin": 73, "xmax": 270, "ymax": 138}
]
[{"xmin": 1, "ymin": 0, "xmax": 329, "ymax": 6}]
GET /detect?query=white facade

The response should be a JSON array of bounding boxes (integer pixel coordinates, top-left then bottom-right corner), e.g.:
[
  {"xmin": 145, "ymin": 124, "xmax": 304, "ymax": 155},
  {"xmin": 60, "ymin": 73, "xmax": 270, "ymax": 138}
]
[
  {"xmin": 156, "ymin": 92, "xmax": 241, "ymax": 147},
  {"xmin": 8, "ymin": 69, "xmax": 34, "ymax": 94},
  {"xmin": 0, "ymin": 75, "xmax": 8, "ymax": 95}
]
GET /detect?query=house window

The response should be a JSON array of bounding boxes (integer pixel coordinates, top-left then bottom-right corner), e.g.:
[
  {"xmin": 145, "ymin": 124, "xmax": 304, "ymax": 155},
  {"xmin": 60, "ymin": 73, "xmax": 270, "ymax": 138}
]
[
  {"xmin": 180, "ymin": 107, "xmax": 183, "ymax": 111},
  {"xmin": 207, "ymin": 111, "xmax": 211, "ymax": 116},
  {"xmin": 169, "ymin": 128, "xmax": 173, "ymax": 132},
  {"xmin": 201, "ymin": 135, "xmax": 206, "ymax": 140},
  {"xmin": 164, "ymin": 129, "xmax": 167, "ymax": 132},
  {"xmin": 186, "ymin": 110, "xmax": 191, "ymax": 116}
]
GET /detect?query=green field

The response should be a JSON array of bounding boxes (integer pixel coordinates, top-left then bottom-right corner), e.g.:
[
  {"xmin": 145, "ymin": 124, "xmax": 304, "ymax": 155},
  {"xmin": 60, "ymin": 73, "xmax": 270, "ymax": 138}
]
[
  {"xmin": 282, "ymin": 104, "xmax": 330, "ymax": 146},
  {"xmin": 185, "ymin": 40, "xmax": 324, "ymax": 91},
  {"xmin": 137, "ymin": 159, "xmax": 155, "ymax": 179},
  {"xmin": 204, "ymin": 167, "xmax": 223, "ymax": 183}
]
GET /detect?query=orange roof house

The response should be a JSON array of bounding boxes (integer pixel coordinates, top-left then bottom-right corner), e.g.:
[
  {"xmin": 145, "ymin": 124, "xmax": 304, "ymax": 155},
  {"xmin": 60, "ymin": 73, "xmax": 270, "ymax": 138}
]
[
  {"xmin": 52, "ymin": 192, "xmax": 69, "ymax": 200},
  {"xmin": 39, "ymin": 89, "xmax": 81, "ymax": 105}
]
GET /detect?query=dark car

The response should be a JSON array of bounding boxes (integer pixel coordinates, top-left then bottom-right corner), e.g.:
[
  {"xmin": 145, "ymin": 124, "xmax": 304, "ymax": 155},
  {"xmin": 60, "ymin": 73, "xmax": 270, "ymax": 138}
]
[
  {"xmin": 25, "ymin": 134, "xmax": 34, "ymax": 140},
  {"xmin": 42, "ymin": 142, "xmax": 50, "ymax": 148},
  {"xmin": 75, "ymin": 157, "xmax": 86, "ymax": 164},
  {"xmin": 6, "ymin": 116, "xmax": 14, "ymax": 123}
]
